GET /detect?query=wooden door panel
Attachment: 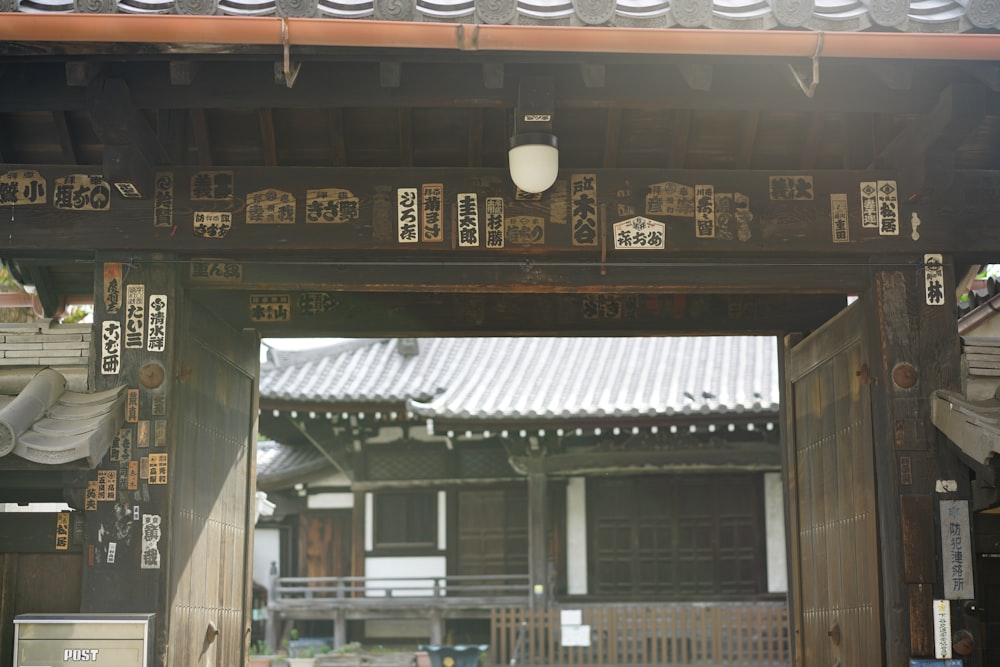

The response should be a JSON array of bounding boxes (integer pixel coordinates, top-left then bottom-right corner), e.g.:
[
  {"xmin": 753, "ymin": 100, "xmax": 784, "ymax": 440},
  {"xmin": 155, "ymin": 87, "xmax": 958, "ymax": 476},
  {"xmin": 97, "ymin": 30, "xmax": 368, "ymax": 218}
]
[{"xmin": 787, "ymin": 305, "xmax": 883, "ymax": 667}]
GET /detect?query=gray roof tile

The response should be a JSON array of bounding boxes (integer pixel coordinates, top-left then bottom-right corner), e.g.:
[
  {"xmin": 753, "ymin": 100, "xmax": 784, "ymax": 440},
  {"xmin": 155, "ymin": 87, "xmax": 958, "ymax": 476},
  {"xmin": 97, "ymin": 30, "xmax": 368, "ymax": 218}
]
[{"xmin": 260, "ymin": 336, "xmax": 779, "ymax": 421}]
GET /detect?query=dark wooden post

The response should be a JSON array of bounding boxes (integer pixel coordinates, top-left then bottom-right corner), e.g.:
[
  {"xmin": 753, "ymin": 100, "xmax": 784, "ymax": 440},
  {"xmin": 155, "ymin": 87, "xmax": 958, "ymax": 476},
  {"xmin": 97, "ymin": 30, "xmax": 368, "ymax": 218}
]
[
  {"xmin": 862, "ymin": 256, "xmax": 967, "ymax": 664},
  {"xmin": 527, "ymin": 455, "xmax": 548, "ymax": 610},
  {"xmin": 84, "ymin": 253, "xmax": 260, "ymax": 667}
]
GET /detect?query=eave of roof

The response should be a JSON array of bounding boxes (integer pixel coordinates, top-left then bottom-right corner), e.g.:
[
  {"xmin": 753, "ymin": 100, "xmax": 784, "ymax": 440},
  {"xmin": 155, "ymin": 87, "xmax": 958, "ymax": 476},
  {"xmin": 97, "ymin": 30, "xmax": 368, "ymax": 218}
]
[{"xmin": 1, "ymin": 14, "xmax": 999, "ymax": 55}]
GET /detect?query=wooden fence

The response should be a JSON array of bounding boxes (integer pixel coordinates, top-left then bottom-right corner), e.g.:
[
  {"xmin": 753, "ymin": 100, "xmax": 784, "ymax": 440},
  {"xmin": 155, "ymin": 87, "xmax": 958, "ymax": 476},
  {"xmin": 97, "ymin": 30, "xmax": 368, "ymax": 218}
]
[{"xmin": 490, "ymin": 604, "xmax": 789, "ymax": 667}]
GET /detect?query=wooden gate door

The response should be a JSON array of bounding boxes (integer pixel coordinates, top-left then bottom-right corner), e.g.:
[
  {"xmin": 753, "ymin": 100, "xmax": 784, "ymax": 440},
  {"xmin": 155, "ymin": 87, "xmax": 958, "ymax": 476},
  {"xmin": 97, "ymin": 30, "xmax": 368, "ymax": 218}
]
[
  {"xmin": 785, "ymin": 302, "xmax": 883, "ymax": 667},
  {"xmin": 300, "ymin": 510, "xmax": 352, "ymax": 579},
  {"xmin": 455, "ymin": 488, "xmax": 528, "ymax": 576}
]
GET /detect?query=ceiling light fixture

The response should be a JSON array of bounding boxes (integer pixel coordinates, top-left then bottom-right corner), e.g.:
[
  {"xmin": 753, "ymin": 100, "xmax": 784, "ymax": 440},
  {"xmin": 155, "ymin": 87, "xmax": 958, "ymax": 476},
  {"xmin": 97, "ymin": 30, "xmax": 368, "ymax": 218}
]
[{"xmin": 508, "ymin": 76, "xmax": 558, "ymax": 194}]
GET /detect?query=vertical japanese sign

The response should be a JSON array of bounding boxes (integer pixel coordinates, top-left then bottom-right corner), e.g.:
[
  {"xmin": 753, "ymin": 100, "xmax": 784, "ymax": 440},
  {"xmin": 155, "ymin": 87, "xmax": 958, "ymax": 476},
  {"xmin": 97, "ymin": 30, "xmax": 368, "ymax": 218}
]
[
  {"xmin": 55, "ymin": 512, "xmax": 70, "ymax": 550},
  {"xmin": 103, "ymin": 263, "xmax": 122, "ymax": 315},
  {"xmin": 141, "ymin": 514, "xmax": 162, "ymax": 570},
  {"xmin": 85, "ymin": 481, "xmax": 98, "ymax": 510},
  {"xmin": 125, "ymin": 284, "xmax": 145, "ymax": 349},
  {"xmin": 831, "ymin": 194, "xmax": 849, "ymax": 243},
  {"xmin": 397, "ymin": 188, "xmax": 419, "ymax": 243},
  {"xmin": 97, "ymin": 470, "xmax": 117, "ymax": 502},
  {"xmin": 148, "ymin": 453, "xmax": 168, "ymax": 485},
  {"xmin": 877, "ymin": 180, "xmax": 899, "ymax": 235},
  {"xmin": 933, "ymin": 599, "xmax": 952, "ymax": 659},
  {"xmin": 940, "ymin": 500, "xmax": 974, "ymax": 599},
  {"xmin": 147, "ymin": 294, "xmax": 167, "ymax": 353},
  {"xmin": 925, "ymin": 253, "xmax": 945, "ymax": 306},
  {"xmin": 571, "ymin": 174, "xmax": 598, "ymax": 246},
  {"xmin": 457, "ymin": 193, "xmax": 480, "ymax": 247},
  {"xmin": 421, "ymin": 184, "xmax": 444, "ymax": 242},
  {"xmin": 860, "ymin": 181, "xmax": 878, "ymax": 228},
  {"xmin": 100, "ymin": 321, "xmax": 121, "ymax": 376},
  {"xmin": 126, "ymin": 389, "xmax": 140, "ymax": 424},
  {"xmin": 153, "ymin": 173, "xmax": 173, "ymax": 228},
  {"xmin": 485, "ymin": 197, "xmax": 504, "ymax": 249},
  {"xmin": 695, "ymin": 184, "xmax": 715, "ymax": 238}
]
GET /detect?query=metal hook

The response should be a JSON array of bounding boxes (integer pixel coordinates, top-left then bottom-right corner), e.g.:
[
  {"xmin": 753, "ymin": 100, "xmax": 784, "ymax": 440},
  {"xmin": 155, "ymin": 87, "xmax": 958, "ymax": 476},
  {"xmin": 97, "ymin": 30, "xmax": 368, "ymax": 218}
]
[
  {"xmin": 789, "ymin": 32, "xmax": 824, "ymax": 98},
  {"xmin": 281, "ymin": 19, "xmax": 301, "ymax": 89}
]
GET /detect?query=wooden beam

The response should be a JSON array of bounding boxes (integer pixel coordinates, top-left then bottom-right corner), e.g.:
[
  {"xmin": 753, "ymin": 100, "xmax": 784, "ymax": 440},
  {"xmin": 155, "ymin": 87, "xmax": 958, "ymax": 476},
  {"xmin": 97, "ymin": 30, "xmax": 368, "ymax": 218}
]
[
  {"xmin": 4, "ymin": 165, "xmax": 991, "ymax": 258},
  {"xmin": 169, "ymin": 61, "xmax": 199, "ymax": 86},
  {"xmin": 467, "ymin": 108, "xmax": 483, "ymax": 168},
  {"xmin": 195, "ymin": 290, "xmax": 850, "ymax": 337},
  {"xmin": 328, "ymin": 108, "xmax": 347, "ymax": 167},
  {"xmin": 259, "ymin": 108, "xmax": 278, "ymax": 167},
  {"xmin": 875, "ymin": 83, "xmax": 987, "ymax": 197},
  {"xmin": 841, "ymin": 112, "xmax": 874, "ymax": 170},
  {"xmin": 677, "ymin": 62, "xmax": 713, "ymax": 92},
  {"xmin": 482, "ymin": 63, "xmax": 504, "ymax": 90},
  {"xmin": 190, "ymin": 108, "xmax": 212, "ymax": 166},
  {"xmin": 736, "ymin": 111, "xmax": 759, "ymax": 169},
  {"xmin": 0, "ymin": 122, "xmax": 10, "ymax": 163},
  {"xmin": 380, "ymin": 62, "xmax": 402, "ymax": 88},
  {"xmin": 51, "ymin": 111, "xmax": 77, "ymax": 164},
  {"xmin": 602, "ymin": 108, "xmax": 620, "ymax": 169},
  {"xmin": 398, "ymin": 108, "xmax": 413, "ymax": 167},
  {"xmin": 513, "ymin": 444, "xmax": 781, "ymax": 475},
  {"xmin": 0, "ymin": 59, "xmax": 961, "ymax": 115},
  {"xmin": 799, "ymin": 111, "xmax": 825, "ymax": 170},
  {"xmin": 669, "ymin": 110, "xmax": 691, "ymax": 169},
  {"xmin": 64, "ymin": 61, "xmax": 100, "ymax": 88},
  {"xmin": 0, "ymin": 513, "xmax": 81, "ymax": 553},
  {"xmin": 158, "ymin": 109, "xmax": 187, "ymax": 164},
  {"xmin": 580, "ymin": 63, "xmax": 605, "ymax": 88}
]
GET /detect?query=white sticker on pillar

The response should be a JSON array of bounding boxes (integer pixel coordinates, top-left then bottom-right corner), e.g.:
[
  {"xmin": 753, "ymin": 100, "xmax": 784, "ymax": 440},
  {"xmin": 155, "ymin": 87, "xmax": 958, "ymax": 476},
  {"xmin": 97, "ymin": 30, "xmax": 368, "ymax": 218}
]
[
  {"xmin": 100, "ymin": 320, "xmax": 121, "ymax": 375},
  {"xmin": 877, "ymin": 180, "xmax": 899, "ymax": 235},
  {"xmin": 457, "ymin": 193, "xmax": 480, "ymax": 247},
  {"xmin": 147, "ymin": 294, "xmax": 167, "ymax": 352},
  {"xmin": 141, "ymin": 514, "xmax": 162, "ymax": 570},
  {"xmin": 925, "ymin": 254, "xmax": 945, "ymax": 306},
  {"xmin": 940, "ymin": 500, "xmax": 974, "ymax": 599},
  {"xmin": 933, "ymin": 599, "xmax": 952, "ymax": 659},
  {"xmin": 397, "ymin": 188, "xmax": 418, "ymax": 243},
  {"xmin": 831, "ymin": 194, "xmax": 849, "ymax": 244},
  {"xmin": 860, "ymin": 182, "xmax": 878, "ymax": 228},
  {"xmin": 125, "ymin": 284, "xmax": 145, "ymax": 349}
]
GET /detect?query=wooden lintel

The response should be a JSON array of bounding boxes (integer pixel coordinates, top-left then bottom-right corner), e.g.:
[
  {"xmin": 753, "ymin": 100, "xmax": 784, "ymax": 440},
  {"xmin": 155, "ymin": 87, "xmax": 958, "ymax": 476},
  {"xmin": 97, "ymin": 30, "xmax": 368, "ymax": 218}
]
[
  {"xmin": 7, "ymin": 165, "xmax": 990, "ymax": 261},
  {"xmin": 195, "ymin": 290, "xmax": 849, "ymax": 337}
]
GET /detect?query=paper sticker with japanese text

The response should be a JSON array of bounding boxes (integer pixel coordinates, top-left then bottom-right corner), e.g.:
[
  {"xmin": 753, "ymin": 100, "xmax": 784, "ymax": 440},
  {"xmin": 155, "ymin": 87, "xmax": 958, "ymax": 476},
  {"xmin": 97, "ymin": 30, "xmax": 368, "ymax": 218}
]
[
  {"xmin": 147, "ymin": 294, "xmax": 167, "ymax": 353},
  {"xmin": 53, "ymin": 174, "xmax": 111, "ymax": 211},
  {"xmin": 306, "ymin": 188, "xmax": 360, "ymax": 224},
  {"xmin": 246, "ymin": 189, "xmax": 296, "ymax": 224},
  {"xmin": 457, "ymin": 193, "xmax": 480, "ymax": 247},
  {"xmin": 571, "ymin": 174, "xmax": 598, "ymax": 246},
  {"xmin": 101, "ymin": 321, "xmax": 121, "ymax": 376},
  {"xmin": 0, "ymin": 170, "xmax": 47, "ymax": 205}
]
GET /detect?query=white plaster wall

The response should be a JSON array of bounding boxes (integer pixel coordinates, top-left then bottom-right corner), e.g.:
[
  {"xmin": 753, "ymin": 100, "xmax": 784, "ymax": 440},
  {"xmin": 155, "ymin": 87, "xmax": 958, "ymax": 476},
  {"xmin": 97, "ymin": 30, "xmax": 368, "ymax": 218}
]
[
  {"xmin": 253, "ymin": 526, "xmax": 281, "ymax": 586},
  {"xmin": 307, "ymin": 492, "xmax": 354, "ymax": 510},
  {"xmin": 566, "ymin": 477, "xmax": 588, "ymax": 595},
  {"xmin": 764, "ymin": 471, "xmax": 788, "ymax": 593}
]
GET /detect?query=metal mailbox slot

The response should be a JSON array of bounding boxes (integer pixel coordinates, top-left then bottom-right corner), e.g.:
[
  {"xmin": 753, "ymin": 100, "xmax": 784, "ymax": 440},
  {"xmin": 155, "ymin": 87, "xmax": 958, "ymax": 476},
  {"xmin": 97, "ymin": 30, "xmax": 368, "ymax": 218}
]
[{"xmin": 13, "ymin": 613, "xmax": 154, "ymax": 667}]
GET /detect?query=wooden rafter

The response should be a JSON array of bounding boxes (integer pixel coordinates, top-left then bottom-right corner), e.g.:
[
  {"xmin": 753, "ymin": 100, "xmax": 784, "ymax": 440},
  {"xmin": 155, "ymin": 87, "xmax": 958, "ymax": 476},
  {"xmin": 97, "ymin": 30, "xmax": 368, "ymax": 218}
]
[
  {"xmin": 258, "ymin": 108, "xmax": 277, "ymax": 167},
  {"xmin": 190, "ymin": 108, "xmax": 212, "ymax": 167},
  {"xmin": 399, "ymin": 108, "xmax": 413, "ymax": 167},
  {"xmin": 670, "ymin": 110, "xmax": 691, "ymax": 169},
  {"xmin": 51, "ymin": 111, "xmax": 76, "ymax": 164},
  {"xmin": 328, "ymin": 108, "xmax": 346, "ymax": 167},
  {"xmin": 799, "ymin": 112, "xmax": 825, "ymax": 170},
  {"xmin": 603, "ymin": 108, "xmax": 620, "ymax": 169},
  {"xmin": 467, "ymin": 108, "xmax": 483, "ymax": 168},
  {"xmin": 736, "ymin": 111, "xmax": 759, "ymax": 169}
]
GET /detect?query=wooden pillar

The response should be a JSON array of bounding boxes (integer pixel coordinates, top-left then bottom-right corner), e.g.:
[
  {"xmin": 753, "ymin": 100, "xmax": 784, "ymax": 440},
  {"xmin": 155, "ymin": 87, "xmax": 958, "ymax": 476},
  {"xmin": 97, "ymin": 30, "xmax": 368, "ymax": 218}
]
[
  {"xmin": 85, "ymin": 253, "xmax": 259, "ymax": 667},
  {"xmin": 430, "ymin": 609, "xmax": 443, "ymax": 645},
  {"xmin": 527, "ymin": 455, "xmax": 548, "ymax": 610},
  {"xmin": 862, "ymin": 256, "xmax": 966, "ymax": 664},
  {"xmin": 334, "ymin": 611, "xmax": 347, "ymax": 650}
]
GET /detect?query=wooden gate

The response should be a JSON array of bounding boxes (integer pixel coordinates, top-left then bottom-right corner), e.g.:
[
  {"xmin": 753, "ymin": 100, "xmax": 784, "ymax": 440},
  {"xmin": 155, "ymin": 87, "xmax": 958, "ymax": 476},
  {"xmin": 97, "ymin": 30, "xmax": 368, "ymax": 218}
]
[{"xmin": 784, "ymin": 302, "xmax": 883, "ymax": 666}]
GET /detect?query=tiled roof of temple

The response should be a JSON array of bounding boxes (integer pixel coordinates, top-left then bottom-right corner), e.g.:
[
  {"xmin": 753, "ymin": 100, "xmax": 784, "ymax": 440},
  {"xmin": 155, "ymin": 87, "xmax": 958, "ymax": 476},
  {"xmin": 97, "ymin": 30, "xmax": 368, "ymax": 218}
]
[
  {"xmin": 260, "ymin": 336, "xmax": 779, "ymax": 420},
  {"xmin": 0, "ymin": 0, "xmax": 994, "ymax": 31}
]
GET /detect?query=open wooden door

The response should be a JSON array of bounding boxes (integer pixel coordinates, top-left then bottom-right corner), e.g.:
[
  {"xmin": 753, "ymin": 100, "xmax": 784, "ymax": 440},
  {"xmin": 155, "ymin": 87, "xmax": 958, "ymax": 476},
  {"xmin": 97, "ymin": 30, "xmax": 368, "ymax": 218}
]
[{"xmin": 784, "ymin": 302, "xmax": 884, "ymax": 667}]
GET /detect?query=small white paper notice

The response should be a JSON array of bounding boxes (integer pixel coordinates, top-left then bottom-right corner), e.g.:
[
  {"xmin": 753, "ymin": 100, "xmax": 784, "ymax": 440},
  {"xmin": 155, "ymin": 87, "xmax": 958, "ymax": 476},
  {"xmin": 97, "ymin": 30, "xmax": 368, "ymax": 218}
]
[
  {"xmin": 561, "ymin": 625, "xmax": 591, "ymax": 647},
  {"xmin": 560, "ymin": 610, "xmax": 582, "ymax": 626}
]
